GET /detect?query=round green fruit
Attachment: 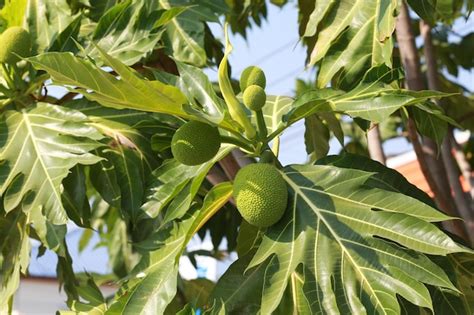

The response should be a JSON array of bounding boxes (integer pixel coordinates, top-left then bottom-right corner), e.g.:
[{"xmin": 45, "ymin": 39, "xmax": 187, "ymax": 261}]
[
  {"xmin": 243, "ymin": 85, "xmax": 266, "ymax": 111},
  {"xmin": 233, "ymin": 163, "xmax": 288, "ymax": 228},
  {"xmin": 239, "ymin": 66, "xmax": 266, "ymax": 91},
  {"xmin": 0, "ymin": 27, "xmax": 32, "ymax": 64},
  {"xmin": 171, "ymin": 121, "xmax": 221, "ymax": 166}
]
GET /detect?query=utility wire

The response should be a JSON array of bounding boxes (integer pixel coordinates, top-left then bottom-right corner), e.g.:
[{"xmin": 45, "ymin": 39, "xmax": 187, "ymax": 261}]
[
  {"xmin": 235, "ymin": 39, "xmax": 298, "ymax": 73},
  {"xmin": 267, "ymin": 66, "xmax": 305, "ymax": 88}
]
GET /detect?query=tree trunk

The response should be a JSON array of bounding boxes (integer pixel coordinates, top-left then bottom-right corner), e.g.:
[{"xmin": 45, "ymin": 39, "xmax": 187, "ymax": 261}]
[
  {"xmin": 367, "ymin": 124, "xmax": 386, "ymax": 165},
  {"xmin": 395, "ymin": 1, "xmax": 469, "ymax": 240},
  {"xmin": 421, "ymin": 21, "xmax": 473, "ymax": 243},
  {"xmin": 450, "ymin": 132, "xmax": 474, "ymax": 201}
]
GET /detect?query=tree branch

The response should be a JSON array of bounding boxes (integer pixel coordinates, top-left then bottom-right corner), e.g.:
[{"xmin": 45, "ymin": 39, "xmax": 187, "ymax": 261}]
[
  {"xmin": 367, "ymin": 123, "xmax": 386, "ymax": 165},
  {"xmin": 420, "ymin": 20, "xmax": 473, "ymax": 243},
  {"xmin": 450, "ymin": 132, "xmax": 474, "ymax": 201},
  {"xmin": 395, "ymin": 1, "xmax": 468, "ymax": 240}
]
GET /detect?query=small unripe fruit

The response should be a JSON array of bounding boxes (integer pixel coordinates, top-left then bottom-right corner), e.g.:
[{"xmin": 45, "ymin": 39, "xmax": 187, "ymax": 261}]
[
  {"xmin": 233, "ymin": 163, "xmax": 288, "ymax": 228},
  {"xmin": 0, "ymin": 27, "xmax": 32, "ymax": 64},
  {"xmin": 240, "ymin": 66, "xmax": 266, "ymax": 91},
  {"xmin": 243, "ymin": 85, "xmax": 266, "ymax": 111},
  {"xmin": 171, "ymin": 121, "xmax": 221, "ymax": 166}
]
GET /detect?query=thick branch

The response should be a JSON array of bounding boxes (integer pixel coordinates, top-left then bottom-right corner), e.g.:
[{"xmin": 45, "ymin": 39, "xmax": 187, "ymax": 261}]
[
  {"xmin": 367, "ymin": 123, "xmax": 386, "ymax": 165},
  {"xmin": 420, "ymin": 21, "xmax": 473, "ymax": 243},
  {"xmin": 396, "ymin": 1, "xmax": 468, "ymax": 240},
  {"xmin": 450, "ymin": 132, "xmax": 474, "ymax": 201}
]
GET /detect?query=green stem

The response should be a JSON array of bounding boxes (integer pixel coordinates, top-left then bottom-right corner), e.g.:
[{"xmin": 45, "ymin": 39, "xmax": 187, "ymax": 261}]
[
  {"xmin": 218, "ymin": 25, "xmax": 257, "ymax": 139},
  {"xmin": 259, "ymin": 146, "xmax": 283, "ymax": 168},
  {"xmin": 221, "ymin": 135, "xmax": 254, "ymax": 152},
  {"xmin": 255, "ymin": 110, "xmax": 268, "ymax": 140}
]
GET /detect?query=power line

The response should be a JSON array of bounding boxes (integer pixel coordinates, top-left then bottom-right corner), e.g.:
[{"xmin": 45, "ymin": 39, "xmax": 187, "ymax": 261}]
[
  {"xmin": 267, "ymin": 66, "xmax": 305, "ymax": 88},
  {"xmin": 235, "ymin": 39, "xmax": 298, "ymax": 73},
  {"xmin": 251, "ymin": 39, "xmax": 298, "ymax": 65}
]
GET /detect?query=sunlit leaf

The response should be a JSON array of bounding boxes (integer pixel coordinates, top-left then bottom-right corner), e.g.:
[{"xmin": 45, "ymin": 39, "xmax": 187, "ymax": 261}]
[
  {"xmin": 28, "ymin": 51, "xmax": 188, "ymax": 116},
  {"xmin": 0, "ymin": 208, "xmax": 29, "ymax": 313},
  {"xmin": 0, "ymin": 103, "xmax": 102, "ymax": 225},
  {"xmin": 211, "ymin": 163, "xmax": 469, "ymax": 313},
  {"xmin": 301, "ymin": 0, "xmax": 397, "ymax": 88},
  {"xmin": 108, "ymin": 183, "xmax": 232, "ymax": 314}
]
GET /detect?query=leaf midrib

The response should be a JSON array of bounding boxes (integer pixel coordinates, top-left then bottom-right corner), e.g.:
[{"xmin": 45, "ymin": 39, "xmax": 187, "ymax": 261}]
[
  {"xmin": 283, "ymin": 172, "xmax": 388, "ymax": 315},
  {"xmin": 23, "ymin": 111, "xmax": 63, "ymax": 213}
]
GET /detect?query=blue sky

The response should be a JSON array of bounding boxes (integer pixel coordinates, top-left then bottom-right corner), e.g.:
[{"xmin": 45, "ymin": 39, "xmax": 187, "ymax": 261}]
[{"xmin": 30, "ymin": 3, "xmax": 474, "ymax": 277}]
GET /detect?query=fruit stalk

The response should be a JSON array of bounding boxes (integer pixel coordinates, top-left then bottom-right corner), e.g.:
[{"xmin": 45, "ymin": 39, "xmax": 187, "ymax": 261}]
[
  {"xmin": 255, "ymin": 110, "xmax": 267, "ymax": 140},
  {"xmin": 218, "ymin": 25, "xmax": 256, "ymax": 140}
]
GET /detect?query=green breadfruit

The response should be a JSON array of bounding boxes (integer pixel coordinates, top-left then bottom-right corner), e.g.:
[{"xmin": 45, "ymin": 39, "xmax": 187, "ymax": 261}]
[
  {"xmin": 0, "ymin": 27, "xmax": 32, "ymax": 64},
  {"xmin": 171, "ymin": 121, "xmax": 221, "ymax": 166},
  {"xmin": 239, "ymin": 66, "xmax": 266, "ymax": 91},
  {"xmin": 243, "ymin": 85, "xmax": 266, "ymax": 111},
  {"xmin": 233, "ymin": 163, "xmax": 288, "ymax": 228}
]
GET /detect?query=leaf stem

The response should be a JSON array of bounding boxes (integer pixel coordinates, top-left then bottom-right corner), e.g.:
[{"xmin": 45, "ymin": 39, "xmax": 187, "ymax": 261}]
[
  {"xmin": 255, "ymin": 110, "xmax": 267, "ymax": 140},
  {"xmin": 220, "ymin": 135, "xmax": 254, "ymax": 152}
]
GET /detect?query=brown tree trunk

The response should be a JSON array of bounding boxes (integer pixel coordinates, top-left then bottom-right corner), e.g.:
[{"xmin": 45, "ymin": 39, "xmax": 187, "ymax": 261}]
[
  {"xmin": 395, "ymin": 1, "xmax": 468, "ymax": 240},
  {"xmin": 367, "ymin": 123, "xmax": 386, "ymax": 165},
  {"xmin": 450, "ymin": 132, "xmax": 474, "ymax": 201},
  {"xmin": 421, "ymin": 21, "xmax": 473, "ymax": 242}
]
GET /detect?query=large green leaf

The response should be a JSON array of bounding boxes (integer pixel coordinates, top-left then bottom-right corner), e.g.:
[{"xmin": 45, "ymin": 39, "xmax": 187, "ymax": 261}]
[
  {"xmin": 0, "ymin": 208, "xmax": 29, "ymax": 313},
  {"xmin": 159, "ymin": 0, "xmax": 205, "ymax": 66},
  {"xmin": 97, "ymin": 146, "xmax": 146, "ymax": 223},
  {"xmin": 300, "ymin": 0, "xmax": 396, "ymax": 88},
  {"xmin": 304, "ymin": 114, "xmax": 330, "ymax": 161},
  {"xmin": 28, "ymin": 51, "xmax": 188, "ymax": 116},
  {"xmin": 24, "ymin": 0, "xmax": 77, "ymax": 52},
  {"xmin": 208, "ymin": 251, "xmax": 269, "ymax": 314},
  {"xmin": 62, "ymin": 165, "xmax": 92, "ymax": 228},
  {"xmin": 175, "ymin": 61, "xmax": 227, "ymax": 125},
  {"xmin": 438, "ymin": 75, "xmax": 474, "ymax": 132},
  {"xmin": 317, "ymin": 153, "xmax": 435, "ymax": 207},
  {"xmin": 0, "ymin": 0, "xmax": 27, "ymax": 29},
  {"xmin": 141, "ymin": 145, "xmax": 233, "ymax": 222},
  {"xmin": 158, "ymin": 0, "xmax": 225, "ymax": 66},
  {"xmin": 287, "ymin": 82, "xmax": 451, "ymax": 125},
  {"xmin": 58, "ymin": 275, "xmax": 108, "ymax": 315},
  {"xmin": 49, "ymin": 15, "xmax": 82, "ymax": 53},
  {"xmin": 211, "ymin": 163, "xmax": 470, "ymax": 314},
  {"xmin": 86, "ymin": 0, "xmax": 182, "ymax": 65},
  {"xmin": 107, "ymin": 182, "xmax": 233, "ymax": 314},
  {"xmin": 407, "ymin": 0, "xmax": 468, "ymax": 24},
  {"xmin": 429, "ymin": 253, "xmax": 474, "ymax": 314},
  {"xmin": 0, "ymin": 103, "xmax": 102, "ymax": 225},
  {"xmin": 255, "ymin": 95, "xmax": 294, "ymax": 140}
]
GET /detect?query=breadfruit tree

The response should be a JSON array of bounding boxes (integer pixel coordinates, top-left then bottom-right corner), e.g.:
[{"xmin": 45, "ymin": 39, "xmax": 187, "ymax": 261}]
[{"xmin": 0, "ymin": 1, "xmax": 473, "ymax": 314}]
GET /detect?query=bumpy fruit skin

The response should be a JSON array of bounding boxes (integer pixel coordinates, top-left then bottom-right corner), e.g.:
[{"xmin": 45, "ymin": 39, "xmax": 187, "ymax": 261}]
[
  {"xmin": 0, "ymin": 27, "xmax": 32, "ymax": 64},
  {"xmin": 239, "ymin": 66, "xmax": 266, "ymax": 91},
  {"xmin": 171, "ymin": 121, "xmax": 221, "ymax": 166},
  {"xmin": 233, "ymin": 163, "xmax": 288, "ymax": 228},
  {"xmin": 243, "ymin": 85, "xmax": 266, "ymax": 111}
]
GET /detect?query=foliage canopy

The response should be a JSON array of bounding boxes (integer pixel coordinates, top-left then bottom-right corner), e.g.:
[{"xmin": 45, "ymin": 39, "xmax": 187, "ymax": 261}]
[{"xmin": 0, "ymin": 0, "xmax": 473, "ymax": 314}]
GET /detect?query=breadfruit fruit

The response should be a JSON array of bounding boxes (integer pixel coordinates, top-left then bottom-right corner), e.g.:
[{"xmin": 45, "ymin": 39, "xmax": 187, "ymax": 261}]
[
  {"xmin": 0, "ymin": 27, "xmax": 32, "ymax": 64},
  {"xmin": 233, "ymin": 163, "xmax": 288, "ymax": 228},
  {"xmin": 239, "ymin": 66, "xmax": 266, "ymax": 91},
  {"xmin": 243, "ymin": 85, "xmax": 266, "ymax": 111},
  {"xmin": 171, "ymin": 121, "xmax": 221, "ymax": 166}
]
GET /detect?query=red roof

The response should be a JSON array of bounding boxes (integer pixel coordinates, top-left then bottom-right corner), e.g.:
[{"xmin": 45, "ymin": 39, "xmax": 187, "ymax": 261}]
[{"xmin": 395, "ymin": 159, "xmax": 471, "ymax": 196}]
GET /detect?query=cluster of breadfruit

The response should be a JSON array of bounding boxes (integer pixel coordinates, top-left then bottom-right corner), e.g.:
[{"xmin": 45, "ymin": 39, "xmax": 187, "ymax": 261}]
[
  {"xmin": 0, "ymin": 27, "xmax": 32, "ymax": 64},
  {"xmin": 171, "ymin": 66, "xmax": 288, "ymax": 228}
]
